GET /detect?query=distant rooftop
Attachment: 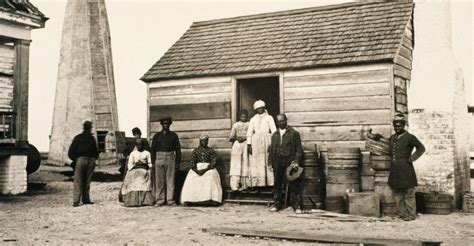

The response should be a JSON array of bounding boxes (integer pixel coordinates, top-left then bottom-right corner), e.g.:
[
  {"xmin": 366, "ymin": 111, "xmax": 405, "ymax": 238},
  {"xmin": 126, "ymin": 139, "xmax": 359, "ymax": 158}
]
[{"xmin": 142, "ymin": 1, "xmax": 413, "ymax": 82}]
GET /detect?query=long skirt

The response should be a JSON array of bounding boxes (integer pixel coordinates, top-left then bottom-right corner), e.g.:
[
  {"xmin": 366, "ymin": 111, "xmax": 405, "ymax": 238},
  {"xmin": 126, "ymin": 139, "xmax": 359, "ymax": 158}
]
[
  {"xmin": 229, "ymin": 140, "xmax": 250, "ymax": 191},
  {"xmin": 121, "ymin": 168, "xmax": 154, "ymax": 207},
  {"xmin": 181, "ymin": 163, "xmax": 222, "ymax": 204},
  {"xmin": 249, "ymin": 132, "xmax": 274, "ymax": 187}
]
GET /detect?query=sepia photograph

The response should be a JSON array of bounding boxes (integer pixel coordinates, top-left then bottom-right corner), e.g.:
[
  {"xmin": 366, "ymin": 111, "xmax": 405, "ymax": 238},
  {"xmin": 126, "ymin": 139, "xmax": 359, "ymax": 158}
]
[{"xmin": 0, "ymin": 0, "xmax": 473, "ymax": 245}]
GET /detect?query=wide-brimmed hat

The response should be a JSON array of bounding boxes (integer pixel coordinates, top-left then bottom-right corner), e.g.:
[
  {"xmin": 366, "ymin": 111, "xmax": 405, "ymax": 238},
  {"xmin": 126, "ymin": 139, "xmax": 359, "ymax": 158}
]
[
  {"xmin": 159, "ymin": 116, "xmax": 172, "ymax": 123},
  {"xmin": 286, "ymin": 164, "xmax": 304, "ymax": 181}
]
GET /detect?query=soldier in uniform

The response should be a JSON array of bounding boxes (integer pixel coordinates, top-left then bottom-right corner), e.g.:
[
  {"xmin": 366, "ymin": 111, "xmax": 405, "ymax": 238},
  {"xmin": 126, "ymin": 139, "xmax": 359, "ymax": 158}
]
[{"xmin": 388, "ymin": 114, "xmax": 425, "ymax": 221}]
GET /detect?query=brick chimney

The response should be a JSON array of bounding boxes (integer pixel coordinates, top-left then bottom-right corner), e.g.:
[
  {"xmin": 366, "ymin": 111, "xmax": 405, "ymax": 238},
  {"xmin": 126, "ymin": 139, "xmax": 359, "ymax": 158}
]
[{"xmin": 408, "ymin": 0, "xmax": 470, "ymax": 208}]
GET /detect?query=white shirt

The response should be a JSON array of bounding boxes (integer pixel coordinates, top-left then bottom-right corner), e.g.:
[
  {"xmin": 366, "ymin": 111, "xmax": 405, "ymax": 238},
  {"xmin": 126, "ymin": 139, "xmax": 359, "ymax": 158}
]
[
  {"xmin": 279, "ymin": 128, "xmax": 287, "ymax": 142},
  {"xmin": 127, "ymin": 150, "xmax": 152, "ymax": 171}
]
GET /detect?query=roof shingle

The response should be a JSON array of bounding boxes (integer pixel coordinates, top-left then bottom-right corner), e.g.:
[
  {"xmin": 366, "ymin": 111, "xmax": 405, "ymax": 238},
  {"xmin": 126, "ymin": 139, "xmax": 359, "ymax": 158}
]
[{"xmin": 142, "ymin": 1, "xmax": 413, "ymax": 82}]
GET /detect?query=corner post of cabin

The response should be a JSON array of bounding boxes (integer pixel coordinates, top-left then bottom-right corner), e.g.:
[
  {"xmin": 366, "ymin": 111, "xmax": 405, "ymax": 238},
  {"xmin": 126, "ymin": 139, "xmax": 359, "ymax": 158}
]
[
  {"xmin": 279, "ymin": 72, "xmax": 284, "ymax": 114},
  {"xmin": 13, "ymin": 39, "xmax": 31, "ymax": 147},
  {"xmin": 231, "ymin": 77, "xmax": 237, "ymax": 124}
]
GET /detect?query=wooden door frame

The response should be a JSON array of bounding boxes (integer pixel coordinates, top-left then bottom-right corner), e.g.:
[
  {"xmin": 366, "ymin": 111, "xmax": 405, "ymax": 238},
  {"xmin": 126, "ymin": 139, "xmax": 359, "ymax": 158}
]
[{"xmin": 231, "ymin": 72, "xmax": 284, "ymax": 124}]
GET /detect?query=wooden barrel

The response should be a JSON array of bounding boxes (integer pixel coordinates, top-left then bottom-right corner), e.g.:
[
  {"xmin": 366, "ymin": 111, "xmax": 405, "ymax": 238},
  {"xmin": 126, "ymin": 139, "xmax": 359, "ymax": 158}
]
[
  {"xmin": 327, "ymin": 147, "xmax": 360, "ymax": 169},
  {"xmin": 326, "ymin": 147, "xmax": 360, "ymax": 197},
  {"xmin": 300, "ymin": 151, "xmax": 324, "ymax": 210},
  {"xmin": 373, "ymin": 171, "xmax": 395, "ymax": 203},
  {"xmin": 301, "ymin": 196, "xmax": 324, "ymax": 210},
  {"xmin": 424, "ymin": 193, "xmax": 453, "ymax": 215},
  {"xmin": 325, "ymin": 196, "xmax": 344, "ymax": 213},
  {"xmin": 371, "ymin": 155, "xmax": 391, "ymax": 171}
]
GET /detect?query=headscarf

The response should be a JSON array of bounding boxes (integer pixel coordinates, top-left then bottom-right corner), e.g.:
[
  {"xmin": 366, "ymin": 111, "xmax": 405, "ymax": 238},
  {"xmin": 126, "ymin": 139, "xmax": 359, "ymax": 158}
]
[
  {"xmin": 253, "ymin": 100, "xmax": 266, "ymax": 110},
  {"xmin": 199, "ymin": 134, "xmax": 209, "ymax": 140}
]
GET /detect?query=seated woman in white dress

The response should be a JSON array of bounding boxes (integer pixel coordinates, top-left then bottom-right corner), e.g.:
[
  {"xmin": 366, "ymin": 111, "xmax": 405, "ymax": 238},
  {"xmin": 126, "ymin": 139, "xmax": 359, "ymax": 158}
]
[
  {"xmin": 120, "ymin": 139, "xmax": 155, "ymax": 207},
  {"xmin": 180, "ymin": 135, "xmax": 222, "ymax": 206}
]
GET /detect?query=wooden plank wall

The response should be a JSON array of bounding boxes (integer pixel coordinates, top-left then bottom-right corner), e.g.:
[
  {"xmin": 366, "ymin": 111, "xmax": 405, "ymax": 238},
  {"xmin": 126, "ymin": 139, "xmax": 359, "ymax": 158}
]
[
  {"xmin": 283, "ymin": 64, "xmax": 393, "ymax": 160},
  {"xmin": 0, "ymin": 44, "xmax": 14, "ymax": 137},
  {"xmin": 148, "ymin": 77, "xmax": 233, "ymax": 186},
  {"xmin": 394, "ymin": 17, "xmax": 413, "ymax": 116}
]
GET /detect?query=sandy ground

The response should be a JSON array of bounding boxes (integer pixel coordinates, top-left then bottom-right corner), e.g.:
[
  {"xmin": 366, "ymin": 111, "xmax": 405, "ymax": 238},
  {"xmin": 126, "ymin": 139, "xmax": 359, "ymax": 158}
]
[{"xmin": 0, "ymin": 165, "xmax": 473, "ymax": 245}]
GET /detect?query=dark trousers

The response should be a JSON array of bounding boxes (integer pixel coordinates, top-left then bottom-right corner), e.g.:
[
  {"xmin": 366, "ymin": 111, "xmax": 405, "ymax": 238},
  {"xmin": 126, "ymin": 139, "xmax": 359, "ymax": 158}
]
[
  {"xmin": 154, "ymin": 152, "xmax": 176, "ymax": 204},
  {"xmin": 73, "ymin": 157, "xmax": 96, "ymax": 204},
  {"xmin": 273, "ymin": 157, "xmax": 302, "ymax": 209}
]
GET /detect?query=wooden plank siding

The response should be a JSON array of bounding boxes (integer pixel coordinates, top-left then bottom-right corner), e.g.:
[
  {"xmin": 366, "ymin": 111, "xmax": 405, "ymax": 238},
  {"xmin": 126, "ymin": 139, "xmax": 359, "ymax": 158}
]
[
  {"xmin": 393, "ymin": 17, "xmax": 413, "ymax": 116},
  {"xmin": 283, "ymin": 64, "xmax": 394, "ymax": 150},
  {"xmin": 0, "ymin": 45, "xmax": 14, "ymax": 114},
  {"xmin": 148, "ymin": 77, "xmax": 233, "ymax": 185},
  {"xmin": 0, "ymin": 45, "xmax": 15, "ymax": 76}
]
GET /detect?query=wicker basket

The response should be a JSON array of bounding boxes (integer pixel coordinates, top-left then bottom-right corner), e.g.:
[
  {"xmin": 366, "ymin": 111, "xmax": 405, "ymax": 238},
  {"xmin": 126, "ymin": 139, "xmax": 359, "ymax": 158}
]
[{"xmin": 365, "ymin": 138, "xmax": 390, "ymax": 156}]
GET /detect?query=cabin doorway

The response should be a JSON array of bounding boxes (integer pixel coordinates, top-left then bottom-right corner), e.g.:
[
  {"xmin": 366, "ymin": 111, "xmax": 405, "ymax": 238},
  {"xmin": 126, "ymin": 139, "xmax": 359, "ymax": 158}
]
[{"xmin": 237, "ymin": 76, "xmax": 280, "ymax": 120}]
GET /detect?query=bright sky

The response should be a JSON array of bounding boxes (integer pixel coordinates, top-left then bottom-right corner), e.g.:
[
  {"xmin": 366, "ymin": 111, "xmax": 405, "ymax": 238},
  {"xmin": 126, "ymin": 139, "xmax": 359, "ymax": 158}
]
[{"xmin": 28, "ymin": 0, "xmax": 472, "ymax": 151}]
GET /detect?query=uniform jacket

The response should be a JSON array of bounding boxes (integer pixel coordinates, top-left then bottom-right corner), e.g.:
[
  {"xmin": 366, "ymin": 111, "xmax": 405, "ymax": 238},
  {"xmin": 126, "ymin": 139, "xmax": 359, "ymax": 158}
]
[
  {"xmin": 268, "ymin": 126, "xmax": 303, "ymax": 167},
  {"xmin": 387, "ymin": 131, "xmax": 425, "ymax": 189}
]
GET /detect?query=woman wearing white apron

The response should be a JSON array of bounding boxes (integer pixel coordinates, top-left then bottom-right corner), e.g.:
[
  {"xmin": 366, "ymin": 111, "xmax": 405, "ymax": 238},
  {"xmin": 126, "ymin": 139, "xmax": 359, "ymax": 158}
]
[
  {"xmin": 229, "ymin": 110, "xmax": 250, "ymax": 191},
  {"xmin": 247, "ymin": 100, "xmax": 277, "ymax": 187},
  {"xmin": 181, "ymin": 135, "xmax": 222, "ymax": 205}
]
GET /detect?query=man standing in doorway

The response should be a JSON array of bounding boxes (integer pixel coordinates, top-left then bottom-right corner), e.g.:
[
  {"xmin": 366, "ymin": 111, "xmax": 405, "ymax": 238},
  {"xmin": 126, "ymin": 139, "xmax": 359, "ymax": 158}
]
[
  {"xmin": 388, "ymin": 114, "xmax": 425, "ymax": 221},
  {"xmin": 151, "ymin": 116, "xmax": 181, "ymax": 206},
  {"xmin": 268, "ymin": 114, "xmax": 304, "ymax": 213},
  {"xmin": 68, "ymin": 120, "xmax": 99, "ymax": 207}
]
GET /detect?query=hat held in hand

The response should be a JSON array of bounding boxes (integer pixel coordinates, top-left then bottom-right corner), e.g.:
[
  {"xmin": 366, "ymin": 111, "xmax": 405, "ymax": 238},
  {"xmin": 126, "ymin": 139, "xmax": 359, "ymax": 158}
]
[{"xmin": 286, "ymin": 163, "xmax": 303, "ymax": 181}]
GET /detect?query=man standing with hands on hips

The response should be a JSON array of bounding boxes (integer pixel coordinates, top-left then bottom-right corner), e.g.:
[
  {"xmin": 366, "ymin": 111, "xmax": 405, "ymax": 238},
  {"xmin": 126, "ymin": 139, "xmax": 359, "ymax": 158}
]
[
  {"xmin": 150, "ymin": 116, "xmax": 181, "ymax": 206},
  {"xmin": 268, "ymin": 114, "xmax": 304, "ymax": 213},
  {"xmin": 388, "ymin": 114, "xmax": 425, "ymax": 221}
]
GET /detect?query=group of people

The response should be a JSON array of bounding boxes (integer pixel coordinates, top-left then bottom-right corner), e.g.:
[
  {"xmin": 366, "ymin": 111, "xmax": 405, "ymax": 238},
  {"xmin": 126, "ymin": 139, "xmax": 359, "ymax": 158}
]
[
  {"xmin": 68, "ymin": 99, "xmax": 425, "ymax": 220},
  {"xmin": 229, "ymin": 100, "xmax": 304, "ymax": 213},
  {"xmin": 117, "ymin": 117, "xmax": 222, "ymax": 207}
]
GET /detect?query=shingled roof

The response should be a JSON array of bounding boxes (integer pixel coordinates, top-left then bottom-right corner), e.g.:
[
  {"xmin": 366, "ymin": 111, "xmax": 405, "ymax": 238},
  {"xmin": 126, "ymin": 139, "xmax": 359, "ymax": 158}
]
[
  {"xmin": 141, "ymin": 1, "xmax": 413, "ymax": 82},
  {"xmin": 0, "ymin": 0, "xmax": 48, "ymax": 27}
]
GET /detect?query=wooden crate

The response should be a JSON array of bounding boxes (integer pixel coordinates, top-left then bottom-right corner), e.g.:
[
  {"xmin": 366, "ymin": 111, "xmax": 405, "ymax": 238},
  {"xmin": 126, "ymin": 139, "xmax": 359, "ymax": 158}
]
[{"xmin": 346, "ymin": 192, "xmax": 380, "ymax": 217}]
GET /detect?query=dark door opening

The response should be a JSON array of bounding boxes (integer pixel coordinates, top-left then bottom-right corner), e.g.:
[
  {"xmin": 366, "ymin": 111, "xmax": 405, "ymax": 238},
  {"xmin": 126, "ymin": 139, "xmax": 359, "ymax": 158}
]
[{"xmin": 237, "ymin": 76, "xmax": 280, "ymax": 120}]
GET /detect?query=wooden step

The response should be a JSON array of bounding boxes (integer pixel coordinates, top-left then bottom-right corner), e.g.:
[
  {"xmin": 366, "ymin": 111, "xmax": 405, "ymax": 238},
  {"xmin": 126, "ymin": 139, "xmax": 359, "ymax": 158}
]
[{"xmin": 224, "ymin": 199, "xmax": 274, "ymax": 206}]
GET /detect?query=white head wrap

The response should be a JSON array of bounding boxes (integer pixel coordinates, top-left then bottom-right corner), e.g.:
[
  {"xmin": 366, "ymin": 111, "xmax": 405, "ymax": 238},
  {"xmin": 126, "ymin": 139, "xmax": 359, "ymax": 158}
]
[{"xmin": 253, "ymin": 100, "xmax": 266, "ymax": 110}]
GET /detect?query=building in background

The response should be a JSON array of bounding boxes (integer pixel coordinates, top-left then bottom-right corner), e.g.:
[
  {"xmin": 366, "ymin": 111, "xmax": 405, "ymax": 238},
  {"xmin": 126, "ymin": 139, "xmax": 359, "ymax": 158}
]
[
  {"xmin": 0, "ymin": 0, "xmax": 47, "ymax": 194},
  {"xmin": 142, "ymin": 2, "xmax": 414, "ymax": 192},
  {"xmin": 48, "ymin": 0, "xmax": 122, "ymax": 167},
  {"xmin": 142, "ymin": 0, "xmax": 471, "ymax": 208}
]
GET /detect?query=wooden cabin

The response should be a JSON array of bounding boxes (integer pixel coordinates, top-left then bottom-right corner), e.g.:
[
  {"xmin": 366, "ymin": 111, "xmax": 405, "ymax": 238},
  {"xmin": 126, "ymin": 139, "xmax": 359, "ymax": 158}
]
[
  {"xmin": 0, "ymin": 0, "xmax": 47, "ymax": 194},
  {"xmin": 141, "ymin": 1, "xmax": 414, "ymax": 188}
]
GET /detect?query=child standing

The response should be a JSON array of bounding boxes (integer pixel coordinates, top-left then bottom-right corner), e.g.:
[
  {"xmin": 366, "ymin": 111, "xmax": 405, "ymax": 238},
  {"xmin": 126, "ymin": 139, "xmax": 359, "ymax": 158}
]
[{"xmin": 229, "ymin": 110, "xmax": 250, "ymax": 191}]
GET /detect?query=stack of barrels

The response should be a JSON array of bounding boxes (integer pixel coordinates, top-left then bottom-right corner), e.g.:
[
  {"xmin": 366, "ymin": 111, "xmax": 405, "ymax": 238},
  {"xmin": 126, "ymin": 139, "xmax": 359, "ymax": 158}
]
[
  {"xmin": 325, "ymin": 147, "xmax": 360, "ymax": 213},
  {"xmin": 300, "ymin": 150, "xmax": 324, "ymax": 210},
  {"xmin": 371, "ymin": 155, "xmax": 396, "ymax": 216}
]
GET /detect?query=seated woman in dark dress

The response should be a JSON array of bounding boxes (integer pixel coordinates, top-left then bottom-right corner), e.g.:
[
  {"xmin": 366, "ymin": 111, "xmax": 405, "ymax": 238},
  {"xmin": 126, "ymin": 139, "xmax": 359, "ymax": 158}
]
[
  {"xmin": 180, "ymin": 135, "xmax": 222, "ymax": 205},
  {"xmin": 120, "ymin": 139, "xmax": 154, "ymax": 207}
]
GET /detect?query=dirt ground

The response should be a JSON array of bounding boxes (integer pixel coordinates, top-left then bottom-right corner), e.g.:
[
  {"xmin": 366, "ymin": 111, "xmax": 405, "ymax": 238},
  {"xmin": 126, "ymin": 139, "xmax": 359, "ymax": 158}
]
[{"xmin": 0, "ymin": 165, "xmax": 473, "ymax": 245}]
